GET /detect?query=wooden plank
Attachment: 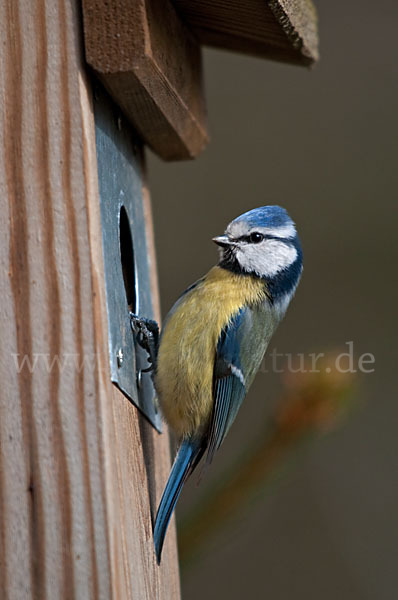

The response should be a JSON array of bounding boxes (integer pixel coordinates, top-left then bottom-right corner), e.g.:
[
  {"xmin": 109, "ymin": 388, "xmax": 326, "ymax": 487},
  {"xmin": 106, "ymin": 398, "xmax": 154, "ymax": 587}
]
[
  {"xmin": 82, "ymin": 80, "xmax": 181, "ymax": 600},
  {"xmin": 173, "ymin": 0, "xmax": 319, "ymax": 66},
  {"xmin": 0, "ymin": 1, "xmax": 180, "ymax": 598},
  {"xmin": 82, "ymin": 0, "xmax": 209, "ymax": 161}
]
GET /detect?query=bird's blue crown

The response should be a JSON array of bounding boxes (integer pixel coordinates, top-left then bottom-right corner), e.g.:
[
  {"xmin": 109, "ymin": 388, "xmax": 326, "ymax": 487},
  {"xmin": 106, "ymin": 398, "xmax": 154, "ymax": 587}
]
[{"xmin": 232, "ymin": 205, "xmax": 293, "ymax": 230}]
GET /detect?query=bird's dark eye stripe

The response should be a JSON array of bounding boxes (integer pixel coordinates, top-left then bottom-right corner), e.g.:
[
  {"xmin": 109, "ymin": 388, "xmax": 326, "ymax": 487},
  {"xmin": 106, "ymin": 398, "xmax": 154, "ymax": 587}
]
[
  {"xmin": 235, "ymin": 233, "xmax": 289, "ymax": 244},
  {"xmin": 236, "ymin": 232, "xmax": 266, "ymax": 243}
]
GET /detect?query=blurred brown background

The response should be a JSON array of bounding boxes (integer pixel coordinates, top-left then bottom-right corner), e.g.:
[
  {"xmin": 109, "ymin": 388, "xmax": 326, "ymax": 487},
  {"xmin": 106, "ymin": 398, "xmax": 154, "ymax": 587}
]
[{"xmin": 148, "ymin": 0, "xmax": 398, "ymax": 598}]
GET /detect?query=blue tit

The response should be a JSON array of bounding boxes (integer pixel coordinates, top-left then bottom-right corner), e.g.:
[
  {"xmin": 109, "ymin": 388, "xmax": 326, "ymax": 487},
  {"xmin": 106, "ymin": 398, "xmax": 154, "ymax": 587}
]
[{"xmin": 132, "ymin": 205, "xmax": 302, "ymax": 563}]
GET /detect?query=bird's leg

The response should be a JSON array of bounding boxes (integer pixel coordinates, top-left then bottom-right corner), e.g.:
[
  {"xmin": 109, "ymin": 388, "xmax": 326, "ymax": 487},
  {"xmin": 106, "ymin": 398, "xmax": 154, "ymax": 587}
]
[{"xmin": 129, "ymin": 312, "xmax": 160, "ymax": 372}]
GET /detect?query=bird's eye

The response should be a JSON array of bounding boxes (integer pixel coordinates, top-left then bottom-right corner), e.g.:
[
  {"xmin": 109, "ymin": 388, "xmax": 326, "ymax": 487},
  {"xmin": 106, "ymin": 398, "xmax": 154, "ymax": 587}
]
[{"xmin": 248, "ymin": 232, "xmax": 264, "ymax": 243}]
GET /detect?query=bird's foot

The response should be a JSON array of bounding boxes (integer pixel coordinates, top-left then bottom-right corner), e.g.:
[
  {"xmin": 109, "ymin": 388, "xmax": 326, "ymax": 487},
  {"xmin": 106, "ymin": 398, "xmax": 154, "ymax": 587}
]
[{"xmin": 129, "ymin": 312, "xmax": 159, "ymax": 372}]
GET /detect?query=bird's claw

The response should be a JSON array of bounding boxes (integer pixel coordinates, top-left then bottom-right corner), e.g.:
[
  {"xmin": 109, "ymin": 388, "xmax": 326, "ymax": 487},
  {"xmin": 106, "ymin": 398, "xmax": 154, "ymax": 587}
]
[{"xmin": 129, "ymin": 312, "xmax": 159, "ymax": 372}]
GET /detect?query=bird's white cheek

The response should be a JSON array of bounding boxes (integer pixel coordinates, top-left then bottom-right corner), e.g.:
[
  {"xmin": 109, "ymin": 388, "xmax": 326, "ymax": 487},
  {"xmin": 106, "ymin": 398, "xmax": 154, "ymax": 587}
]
[{"xmin": 236, "ymin": 241, "xmax": 297, "ymax": 277}]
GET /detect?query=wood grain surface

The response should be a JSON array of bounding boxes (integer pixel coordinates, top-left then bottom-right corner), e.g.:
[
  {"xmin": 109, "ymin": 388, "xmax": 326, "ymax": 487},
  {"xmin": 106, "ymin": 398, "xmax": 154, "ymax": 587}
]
[
  {"xmin": 82, "ymin": 0, "xmax": 209, "ymax": 161},
  {"xmin": 174, "ymin": 0, "xmax": 319, "ymax": 65},
  {"xmin": 0, "ymin": 1, "xmax": 180, "ymax": 598}
]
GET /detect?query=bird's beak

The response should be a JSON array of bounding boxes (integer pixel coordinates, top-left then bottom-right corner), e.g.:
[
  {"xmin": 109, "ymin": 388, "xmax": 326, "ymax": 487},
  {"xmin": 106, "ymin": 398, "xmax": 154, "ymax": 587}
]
[{"xmin": 212, "ymin": 235, "xmax": 235, "ymax": 248}]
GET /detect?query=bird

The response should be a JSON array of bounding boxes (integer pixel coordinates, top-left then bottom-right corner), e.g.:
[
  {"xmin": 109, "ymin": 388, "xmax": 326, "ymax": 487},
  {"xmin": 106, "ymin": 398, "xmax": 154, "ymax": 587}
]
[{"xmin": 131, "ymin": 205, "xmax": 303, "ymax": 563}]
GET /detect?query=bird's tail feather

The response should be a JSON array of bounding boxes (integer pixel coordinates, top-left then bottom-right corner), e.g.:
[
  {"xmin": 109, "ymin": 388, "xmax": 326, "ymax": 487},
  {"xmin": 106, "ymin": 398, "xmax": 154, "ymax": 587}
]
[{"xmin": 154, "ymin": 437, "xmax": 203, "ymax": 563}]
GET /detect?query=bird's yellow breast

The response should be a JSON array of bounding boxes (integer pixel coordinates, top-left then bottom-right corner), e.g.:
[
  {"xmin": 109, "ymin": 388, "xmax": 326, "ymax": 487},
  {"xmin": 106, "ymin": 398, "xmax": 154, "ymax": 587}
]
[{"xmin": 155, "ymin": 266, "xmax": 267, "ymax": 438}]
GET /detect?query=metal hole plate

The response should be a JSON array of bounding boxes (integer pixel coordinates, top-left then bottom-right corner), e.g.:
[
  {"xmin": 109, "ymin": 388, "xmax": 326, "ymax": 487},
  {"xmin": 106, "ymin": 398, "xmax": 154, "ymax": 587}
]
[{"xmin": 94, "ymin": 85, "xmax": 162, "ymax": 432}]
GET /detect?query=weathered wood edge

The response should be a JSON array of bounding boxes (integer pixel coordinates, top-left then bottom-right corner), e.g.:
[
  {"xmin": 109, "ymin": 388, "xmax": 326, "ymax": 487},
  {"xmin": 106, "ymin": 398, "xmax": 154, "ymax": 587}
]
[
  {"xmin": 173, "ymin": 0, "xmax": 319, "ymax": 65},
  {"xmin": 268, "ymin": 0, "xmax": 319, "ymax": 63}
]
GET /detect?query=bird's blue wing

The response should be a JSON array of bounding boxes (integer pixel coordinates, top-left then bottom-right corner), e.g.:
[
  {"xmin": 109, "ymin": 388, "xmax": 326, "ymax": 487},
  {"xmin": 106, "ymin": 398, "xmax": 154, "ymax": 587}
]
[{"xmin": 206, "ymin": 306, "xmax": 251, "ymax": 464}]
